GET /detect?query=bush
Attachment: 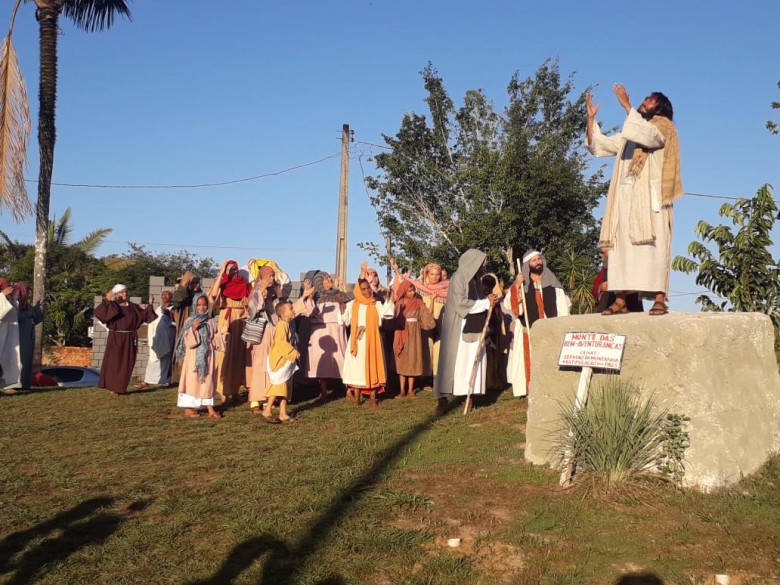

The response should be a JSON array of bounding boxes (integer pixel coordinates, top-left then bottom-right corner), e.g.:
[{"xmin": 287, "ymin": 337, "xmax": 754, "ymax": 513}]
[{"xmin": 557, "ymin": 376, "xmax": 687, "ymax": 489}]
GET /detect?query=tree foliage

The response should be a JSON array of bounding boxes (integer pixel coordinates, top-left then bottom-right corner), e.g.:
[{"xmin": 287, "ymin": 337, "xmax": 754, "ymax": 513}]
[
  {"xmin": 768, "ymin": 80, "xmax": 779, "ymax": 135},
  {"xmin": 108, "ymin": 244, "xmax": 218, "ymax": 299},
  {"xmin": 672, "ymin": 184, "xmax": 780, "ymax": 326},
  {"xmin": 365, "ymin": 59, "xmax": 606, "ymax": 285}
]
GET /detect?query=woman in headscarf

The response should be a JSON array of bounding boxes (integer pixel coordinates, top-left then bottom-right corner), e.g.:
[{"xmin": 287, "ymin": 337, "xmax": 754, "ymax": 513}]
[
  {"xmin": 339, "ymin": 262, "xmax": 395, "ymax": 407},
  {"xmin": 245, "ymin": 265, "xmax": 314, "ymax": 414},
  {"xmin": 208, "ymin": 259, "xmax": 252, "ymax": 405},
  {"xmin": 390, "ymin": 260, "xmax": 450, "ymax": 389},
  {"xmin": 175, "ymin": 293, "xmax": 222, "ymax": 418},
  {"xmin": 13, "ymin": 282, "xmax": 43, "ymax": 389},
  {"xmin": 392, "ymin": 279, "xmax": 435, "ymax": 398},
  {"xmin": 304, "ymin": 270, "xmax": 353, "ymax": 402}
]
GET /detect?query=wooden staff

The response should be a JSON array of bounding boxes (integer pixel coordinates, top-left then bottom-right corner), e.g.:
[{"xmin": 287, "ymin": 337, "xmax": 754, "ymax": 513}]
[
  {"xmin": 515, "ymin": 259, "xmax": 532, "ymax": 356},
  {"xmin": 463, "ymin": 302, "xmax": 495, "ymax": 415}
]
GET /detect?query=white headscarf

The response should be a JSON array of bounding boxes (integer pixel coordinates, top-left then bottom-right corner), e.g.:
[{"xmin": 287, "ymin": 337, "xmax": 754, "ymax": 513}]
[{"xmin": 112, "ymin": 284, "xmax": 127, "ymax": 294}]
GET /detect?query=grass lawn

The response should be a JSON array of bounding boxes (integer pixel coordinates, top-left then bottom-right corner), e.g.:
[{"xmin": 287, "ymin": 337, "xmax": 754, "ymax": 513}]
[{"xmin": 0, "ymin": 385, "xmax": 778, "ymax": 584}]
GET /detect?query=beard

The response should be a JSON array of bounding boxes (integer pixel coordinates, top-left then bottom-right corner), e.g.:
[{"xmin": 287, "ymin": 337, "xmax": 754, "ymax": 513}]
[
  {"xmin": 529, "ymin": 264, "xmax": 544, "ymax": 275},
  {"xmin": 639, "ymin": 104, "xmax": 657, "ymax": 121}
]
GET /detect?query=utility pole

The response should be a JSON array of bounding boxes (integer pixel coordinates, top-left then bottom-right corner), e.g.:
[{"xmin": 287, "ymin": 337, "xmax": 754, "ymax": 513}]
[{"xmin": 335, "ymin": 124, "xmax": 351, "ymax": 284}]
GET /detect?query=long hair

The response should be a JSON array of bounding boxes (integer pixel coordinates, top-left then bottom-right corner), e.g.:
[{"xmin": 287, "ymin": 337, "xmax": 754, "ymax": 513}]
[{"xmin": 650, "ymin": 92, "xmax": 673, "ymax": 120}]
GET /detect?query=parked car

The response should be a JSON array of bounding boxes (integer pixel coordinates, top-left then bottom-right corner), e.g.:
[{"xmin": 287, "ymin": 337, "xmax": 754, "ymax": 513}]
[{"xmin": 39, "ymin": 366, "xmax": 100, "ymax": 388}]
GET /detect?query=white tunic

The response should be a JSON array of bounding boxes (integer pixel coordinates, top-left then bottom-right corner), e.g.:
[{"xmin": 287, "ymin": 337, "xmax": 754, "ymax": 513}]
[
  {"xmin": 0, "ymin": 294, "xmax": 21, "ymax": 389},
  {"xmin": 451, "ymin": 298, "xmax": 490, "ymax": 396},
  {"xmin": 339, "ymin": 299, "xmax": 394, "ymax": 388},
  {"xmin": 588, "ymin": 109, "xmax": 673, "ymax": 295},
  {"xmin": 503, "ymin": 286, "xmax": 570, "ymax": 397},
  {"xmin": 144, "ymin": 306, "xmax": 176, "ymax": 385}
]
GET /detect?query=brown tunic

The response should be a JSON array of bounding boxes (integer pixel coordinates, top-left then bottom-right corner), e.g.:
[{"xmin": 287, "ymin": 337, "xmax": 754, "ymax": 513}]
[
  {"xmin": 95, "ymin": 300, "xmax": 158, "ymax": 394},
  {"xmin": 393, "ymin": 305, "xmax": 436, "ymax": 377}
]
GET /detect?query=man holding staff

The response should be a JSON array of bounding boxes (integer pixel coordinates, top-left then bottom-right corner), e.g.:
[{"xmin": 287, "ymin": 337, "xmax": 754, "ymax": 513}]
[
  {"xmin": 503, "ymin": 250, "xmax": 570, "ymax": 397},
  {"xmin": 433, "ymin": 249, "xmax": 498, "ymax": 415},
  {"xmin": 586, "ymin": 84, "xmax": 683, "ymax": 316}
]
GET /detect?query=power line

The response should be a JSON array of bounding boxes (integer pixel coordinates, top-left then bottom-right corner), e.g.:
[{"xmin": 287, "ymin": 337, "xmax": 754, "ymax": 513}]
[{"xmin": 22, "ymin": 153, "xmax": 340, "ymax": 190}]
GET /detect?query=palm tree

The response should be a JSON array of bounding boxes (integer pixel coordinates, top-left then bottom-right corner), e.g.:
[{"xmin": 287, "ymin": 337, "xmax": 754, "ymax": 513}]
[
  {"xmin": 48, "ymin": 207, "xmax": 112, "ymax": 254},
  {"xmin": 0, "ymin": 0, "xmax": 131, "ymax": 368}
]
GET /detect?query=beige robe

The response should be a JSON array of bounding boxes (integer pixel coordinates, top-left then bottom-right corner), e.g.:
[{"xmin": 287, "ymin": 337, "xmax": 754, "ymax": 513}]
[
  {"xmin": 177, "ymin": 320, "xmax": 219, "ymax": 406},
  {"xmin": 588, "ymin": 108, "xmax": 673, "ymax": 295}
]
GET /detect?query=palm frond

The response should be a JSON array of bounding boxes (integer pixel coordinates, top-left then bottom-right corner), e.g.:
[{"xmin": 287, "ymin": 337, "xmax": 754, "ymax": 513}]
[
  {"xmin": 62, "ymin": 0, "xmax": 132, "ymax": 33},
  {"xmin": 75, "ymin": 227, "xmax": 111, "ymax": 254},
  {"xmin": 102, "ymin": 255, "xmax": 135, "ymax": 271},
  {"xmin": 53, "ymin": 206, "xmax": 73, "ymax": 245},
  {"xmin": 0, "ymin": 33, "xmax": 32, "ymax": 222}
]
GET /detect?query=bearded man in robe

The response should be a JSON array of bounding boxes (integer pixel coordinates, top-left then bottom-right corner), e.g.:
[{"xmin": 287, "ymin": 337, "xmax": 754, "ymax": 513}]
[
  {"xmin": 586, "ymin": 84, "xmax": 683, "ymax": 316},
  {"xmin": 503, "ymin": 250, "xmax": 570, "ymax": 397},
  {"xmin": 95, "ymin": 284, "xmax": 158, "ymax": 395}
]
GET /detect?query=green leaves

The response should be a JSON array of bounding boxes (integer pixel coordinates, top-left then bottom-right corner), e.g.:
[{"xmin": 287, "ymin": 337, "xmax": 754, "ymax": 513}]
[
  {"xmin": 673, "ymin": 184, "xmax": 780, "ymax": 326},
  {"xmin": 368, "ymin": 59, "xmax": 605, "ymax": 285}
]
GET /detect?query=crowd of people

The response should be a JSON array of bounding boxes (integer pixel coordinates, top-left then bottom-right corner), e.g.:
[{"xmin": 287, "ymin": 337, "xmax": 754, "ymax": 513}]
[
  {"xmin": 89, "ymin": 249, "xmax": 584, "ymax": 420},
  {"xmin": 3, "ymin": 85, "xmax": 682, "ymax": 415}
]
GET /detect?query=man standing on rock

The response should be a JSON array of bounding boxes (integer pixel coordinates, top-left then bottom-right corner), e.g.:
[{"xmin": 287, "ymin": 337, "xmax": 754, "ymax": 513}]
[{"xmin": 586, "ymin": 84, "xmax": 683, "ymax": 316}]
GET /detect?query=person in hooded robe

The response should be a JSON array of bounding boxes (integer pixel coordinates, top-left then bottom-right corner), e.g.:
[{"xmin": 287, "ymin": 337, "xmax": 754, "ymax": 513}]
[
  {"xmin": 208, "ymin": 259, "xmax": 252, "ymax": 405},
  {"xmin": 0, "ymin": 278, "xmax": 22, "ymax": 390},
  {"xmin": 503, "ymin": 250, "xmax": 570, "ymax": 397},
  {"xmin": 433, "ymin": 249, "xmax": 498, "ymax": 414},
  {"xmin": 303, "ymin": 270, "xmax": 353, "ymax": 402},
  {"xmin": 94, "ymin": 284, "xmax": 158, "ymax": 395},
  {"xmin": 14, "ymin": 282, "xmax": 43, "ymax": 390}
]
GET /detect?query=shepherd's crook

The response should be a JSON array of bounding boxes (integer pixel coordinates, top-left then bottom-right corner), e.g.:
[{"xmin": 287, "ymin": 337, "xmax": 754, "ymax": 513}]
[
  {"xmin": 515, "ymin": 259, "xmax": 533, "ymax": 356},
  {"xmin": 463, "ymin": 303, "xmax": 494, "ymax": 415}
]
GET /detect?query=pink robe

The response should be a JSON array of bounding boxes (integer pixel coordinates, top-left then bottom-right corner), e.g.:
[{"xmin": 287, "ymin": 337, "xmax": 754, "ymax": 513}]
[{"xmin": 305, "ymin": 301, "xmax": 347, "ymax": 379}]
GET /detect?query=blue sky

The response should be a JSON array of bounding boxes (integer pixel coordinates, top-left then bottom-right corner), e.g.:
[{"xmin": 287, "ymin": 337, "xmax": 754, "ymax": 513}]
[{"xmin": 2, "ymin": 0, "xmax": 779, "ymax": 310}]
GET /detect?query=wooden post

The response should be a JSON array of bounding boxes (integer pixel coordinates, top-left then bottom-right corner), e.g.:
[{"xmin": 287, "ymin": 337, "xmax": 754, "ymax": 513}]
[
  {"xmin": 334, "ymin": 124, "xmax": 350, "ymax": 284},
  {"xmin": 464, "ymin": 303, "xmax": 494, "ymax": 415},
  {"xmin": 559, "ymin": 366, "xmax": 594, "ymax": 486}
]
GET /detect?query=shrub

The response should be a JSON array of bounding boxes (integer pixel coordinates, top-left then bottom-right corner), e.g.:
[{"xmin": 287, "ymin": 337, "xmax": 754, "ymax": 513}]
[{"xmin": 557, "ymin": 376, "xmax": 688, "ymax": 489}]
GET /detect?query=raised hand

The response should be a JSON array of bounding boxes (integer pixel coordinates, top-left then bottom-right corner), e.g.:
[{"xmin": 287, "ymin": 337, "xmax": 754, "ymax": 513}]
[
  {"xmin": 302, "ymin": 279, "xmax": 314, "ymax": 298},
  {"xmin": 105, "ymin": 290, "xmax": 114, "ymax": 301},
  {"xmin": 612, "ymin": 83, "xmax": 631, "ymax": 113},
  {"xmin": 586, "ymin": 93, "xmax": 600, "ymax": 118},
  {"xmin": 149, "ymin": 294, "xmax": 155, "ymax": 306}
]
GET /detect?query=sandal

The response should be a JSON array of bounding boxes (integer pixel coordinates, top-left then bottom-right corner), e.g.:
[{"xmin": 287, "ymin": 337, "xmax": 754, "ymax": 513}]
[
  {"xmin": 263, "ymin": 415, "xmax": 281, "ymax": 424},
  {"xmin": 184, "ymin": 411, "xmax": 200, "ymax": 418},
  {"xmin": 602, "ymin": 299, "xmax": 628, "ymax": 316},
  {"xmin": 649, "ymin": 301, "xmax": 669, "ymax": 316},
  {"xmin": 208, "ymin": 412, "xmax": 223, "ymax": 419}
]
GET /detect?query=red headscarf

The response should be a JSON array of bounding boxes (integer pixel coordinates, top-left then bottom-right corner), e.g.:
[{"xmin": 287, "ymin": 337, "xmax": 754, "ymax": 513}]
[{"xmin": 220, "ymin": 260, "xmax": 251, "ymax": 300}]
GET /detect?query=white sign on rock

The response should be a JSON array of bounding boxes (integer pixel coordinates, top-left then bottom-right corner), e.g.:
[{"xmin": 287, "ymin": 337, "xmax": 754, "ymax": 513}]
[{"xmin": 558, "ymin": 332, "xmax": 626, "ymax": 371}]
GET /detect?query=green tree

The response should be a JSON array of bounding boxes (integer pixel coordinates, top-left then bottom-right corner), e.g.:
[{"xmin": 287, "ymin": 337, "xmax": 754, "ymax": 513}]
[
  {"xmin": 0, "ymin": 0, "xmax": 131, "ymax": 365},
  {"xmin": 108, "ymin": 244, "xmax": 219, "ymax": 298},
  {"xmin": 365, "ymin": 59, "xmax": 606, "ymax": 286},
  {"xmin": 768, "ymin": 80, "xmax": 779, "ymax": 135},
  {"xmin": 672, "ymin": 184, "xmax": 780, "ymax": 326}
]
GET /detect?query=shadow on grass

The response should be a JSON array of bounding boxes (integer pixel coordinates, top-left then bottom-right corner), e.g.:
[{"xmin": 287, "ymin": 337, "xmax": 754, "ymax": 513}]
[
  {"xmin": 615, "ymin": 573, "xmax": 665, "ymax": 585},
  {"xmin": 190, "ymin": 400, "xmax": 463, "ymax": 584},
  {"xmin": 0, "ymin": 497, "xmax": 151, "ymax": 585}
]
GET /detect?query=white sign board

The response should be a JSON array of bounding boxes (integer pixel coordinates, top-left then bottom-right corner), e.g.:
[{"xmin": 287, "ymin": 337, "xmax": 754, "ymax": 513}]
[{"xmin": 558, "ymin": 332, "xmax": 626, "ymax": 371}]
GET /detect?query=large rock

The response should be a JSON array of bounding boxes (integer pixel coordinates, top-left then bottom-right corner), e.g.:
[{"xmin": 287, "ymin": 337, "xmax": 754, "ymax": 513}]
[{"xmin": 524, "ymin": 312, "xmax": 780, "ymax": 491}]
